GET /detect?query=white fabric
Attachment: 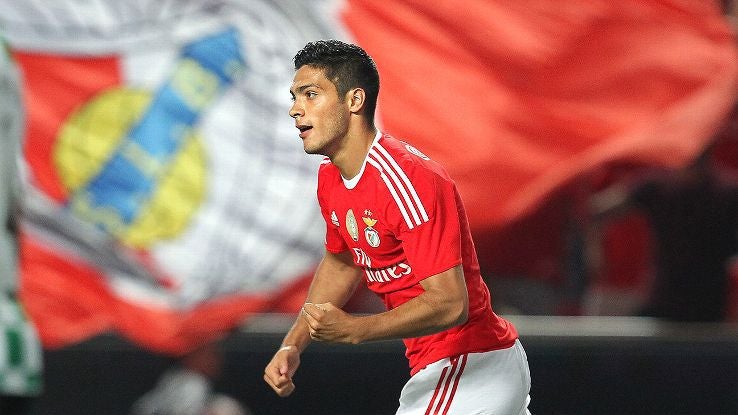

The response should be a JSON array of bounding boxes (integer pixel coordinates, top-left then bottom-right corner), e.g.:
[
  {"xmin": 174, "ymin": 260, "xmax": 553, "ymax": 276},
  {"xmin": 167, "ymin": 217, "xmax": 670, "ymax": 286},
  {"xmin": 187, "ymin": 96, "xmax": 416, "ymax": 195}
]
[
  {"xmin": 396, "ymin": 339, "xmax": 532, "ymax": 415},
  {"xmin": 0, "ymin": 0, "xmax": 344, "ymax": 307}
]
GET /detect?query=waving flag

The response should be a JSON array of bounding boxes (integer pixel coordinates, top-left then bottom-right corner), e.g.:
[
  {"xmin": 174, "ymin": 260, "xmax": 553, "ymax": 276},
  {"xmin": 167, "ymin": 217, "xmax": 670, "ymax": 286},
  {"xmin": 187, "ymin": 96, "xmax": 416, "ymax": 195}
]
[
  {"xmin": 344, "ymin": 0, "xmax": 738, "ymax": 228},
  {"xmin": 1, "ymin": 0, "xmax": 736, "ymax": 353},
  {"xmin": 1, "ymin": 0, "xmax": 339, "ymax": 353},
  {"xmin": 342, "ymin": 0, "xmax": 738, "ymax": 278}
]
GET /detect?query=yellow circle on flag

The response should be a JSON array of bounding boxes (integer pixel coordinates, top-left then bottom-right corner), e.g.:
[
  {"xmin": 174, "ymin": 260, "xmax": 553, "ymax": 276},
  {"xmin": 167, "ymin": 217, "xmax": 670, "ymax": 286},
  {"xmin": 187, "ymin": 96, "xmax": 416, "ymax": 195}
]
[{"xmin": 54, "ymin": 87, "xmax": 206, "ymax": 248}]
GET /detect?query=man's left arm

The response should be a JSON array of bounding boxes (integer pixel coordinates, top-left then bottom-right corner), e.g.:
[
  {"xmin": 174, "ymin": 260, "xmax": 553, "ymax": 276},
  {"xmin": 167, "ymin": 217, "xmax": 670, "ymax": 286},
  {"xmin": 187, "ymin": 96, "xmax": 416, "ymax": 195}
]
[{"xmin": 301, "ymin": 264, "xmax": 468, "ymax": 344}]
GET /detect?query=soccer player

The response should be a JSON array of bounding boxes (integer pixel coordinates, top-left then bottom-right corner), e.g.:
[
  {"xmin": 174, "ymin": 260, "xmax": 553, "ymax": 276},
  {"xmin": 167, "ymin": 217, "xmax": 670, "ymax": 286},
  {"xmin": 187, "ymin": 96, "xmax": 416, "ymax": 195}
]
[{"xmin": 263, "ymin": 39, "xmax": 532, "ymax": 414}]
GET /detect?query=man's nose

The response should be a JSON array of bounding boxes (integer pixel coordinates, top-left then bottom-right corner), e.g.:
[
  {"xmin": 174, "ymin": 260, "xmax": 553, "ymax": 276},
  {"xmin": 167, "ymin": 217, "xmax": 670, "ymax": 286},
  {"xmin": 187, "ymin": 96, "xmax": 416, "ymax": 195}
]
[{"xmin": 289, "ymin": 102, "xmax": 302, "ymax": 119}]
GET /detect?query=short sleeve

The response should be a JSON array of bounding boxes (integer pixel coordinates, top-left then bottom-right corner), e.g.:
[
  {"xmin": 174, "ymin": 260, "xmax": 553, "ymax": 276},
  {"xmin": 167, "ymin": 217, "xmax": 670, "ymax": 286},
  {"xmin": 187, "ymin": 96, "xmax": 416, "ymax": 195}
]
[
  {"xmin": 398, "ymin": 173, "xmax": 462, "ymax": 279},
  {"xmin": 322, "ymin": 207, "xmax": 348, "ymax": 253},
  {"xmin": 317, "ymin": 169, "xmax": 348, "ymax": 254}
]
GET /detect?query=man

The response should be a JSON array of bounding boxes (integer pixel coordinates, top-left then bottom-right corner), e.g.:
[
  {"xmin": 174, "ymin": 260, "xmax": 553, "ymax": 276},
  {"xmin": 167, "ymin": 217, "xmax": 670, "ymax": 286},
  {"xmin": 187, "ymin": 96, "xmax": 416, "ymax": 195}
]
[{"xmin": 263, "ymin": 39, "xmax": 531, "ymax": 414}]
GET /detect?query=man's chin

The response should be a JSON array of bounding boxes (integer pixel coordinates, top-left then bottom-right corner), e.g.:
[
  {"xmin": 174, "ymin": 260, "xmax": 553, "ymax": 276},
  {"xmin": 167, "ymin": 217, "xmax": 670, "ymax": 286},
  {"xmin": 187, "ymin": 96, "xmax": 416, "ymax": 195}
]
[{"xmin": 303, "ymin": 144, "xmax": 326, "ymax": 156}]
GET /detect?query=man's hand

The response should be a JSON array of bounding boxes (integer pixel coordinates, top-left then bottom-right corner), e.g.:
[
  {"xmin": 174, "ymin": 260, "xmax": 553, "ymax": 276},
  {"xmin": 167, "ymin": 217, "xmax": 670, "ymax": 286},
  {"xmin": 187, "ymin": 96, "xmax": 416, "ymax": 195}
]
[
  {"xmin": 301, "ymin": 302, "xmax": 361, "ymax": 344},
  {"xmin": 263, "ymin": 345, "xmax": 300, "ymax": 397}
]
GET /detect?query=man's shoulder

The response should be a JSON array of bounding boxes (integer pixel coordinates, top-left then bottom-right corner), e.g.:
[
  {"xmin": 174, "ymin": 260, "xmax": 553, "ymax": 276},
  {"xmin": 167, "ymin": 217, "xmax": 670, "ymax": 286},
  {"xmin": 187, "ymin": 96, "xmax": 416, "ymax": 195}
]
[
  {"xmin": 317, "ymin": 157, "xmax": 342, "ymax": 195},
  {"xmin": 372, "ymin": 133, "xmax": 451, "ymax": 183},
  {"xmin": 317, "ymin": 156, "xmax": 337, "ymax": 175},
  {"xmin": 377, "ymin": 134, "xmax": 429, "ymax": 161}
]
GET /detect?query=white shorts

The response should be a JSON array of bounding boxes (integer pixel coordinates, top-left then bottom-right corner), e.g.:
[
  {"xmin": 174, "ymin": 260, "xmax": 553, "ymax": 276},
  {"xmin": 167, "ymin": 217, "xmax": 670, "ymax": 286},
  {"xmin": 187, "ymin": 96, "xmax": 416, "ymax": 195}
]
[{"xmin": 396, "ymin": 339, "xmax": 532, "ymax": 415}]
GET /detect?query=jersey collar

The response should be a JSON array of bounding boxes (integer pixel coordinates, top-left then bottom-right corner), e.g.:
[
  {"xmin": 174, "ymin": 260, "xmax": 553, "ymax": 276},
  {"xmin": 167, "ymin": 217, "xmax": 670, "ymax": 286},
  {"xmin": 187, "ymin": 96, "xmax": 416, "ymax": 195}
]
[{"xmin": 342, "ymin": 130, "xmax": 382, "ymax": 189}]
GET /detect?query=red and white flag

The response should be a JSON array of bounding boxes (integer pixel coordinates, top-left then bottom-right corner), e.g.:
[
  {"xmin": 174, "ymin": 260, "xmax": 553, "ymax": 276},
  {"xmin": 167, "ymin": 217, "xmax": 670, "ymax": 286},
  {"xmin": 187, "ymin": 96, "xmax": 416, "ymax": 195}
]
[
  {"xmin": 343, "ymin": 0, "xmax": 738, "ymax": 278},
  {"xmin": 2, "ymin": 0, "xmax": 340, "ymax": 353},
  {"xmin": 344, "ymin": 0, "xmax": 738, "ymax": 228},
  {"xmin": 1, "ymin": 0, "xmax": 736, "ymax": 353}
]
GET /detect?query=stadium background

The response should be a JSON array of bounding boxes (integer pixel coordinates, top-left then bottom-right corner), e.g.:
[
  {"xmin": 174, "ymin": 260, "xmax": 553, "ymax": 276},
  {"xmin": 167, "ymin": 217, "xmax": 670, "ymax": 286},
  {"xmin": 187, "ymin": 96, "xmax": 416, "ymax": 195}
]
[{"xmin": 1, "ymin": 0, "xmax": 738, "ymax": 414}]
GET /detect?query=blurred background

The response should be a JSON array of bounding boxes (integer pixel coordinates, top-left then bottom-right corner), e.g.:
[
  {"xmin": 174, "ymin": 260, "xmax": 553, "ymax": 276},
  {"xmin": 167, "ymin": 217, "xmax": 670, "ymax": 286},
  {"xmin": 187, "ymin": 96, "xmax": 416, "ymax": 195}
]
[{"xmin": 1, "ymin": 0, "xmax": 738, "ymax": 414}]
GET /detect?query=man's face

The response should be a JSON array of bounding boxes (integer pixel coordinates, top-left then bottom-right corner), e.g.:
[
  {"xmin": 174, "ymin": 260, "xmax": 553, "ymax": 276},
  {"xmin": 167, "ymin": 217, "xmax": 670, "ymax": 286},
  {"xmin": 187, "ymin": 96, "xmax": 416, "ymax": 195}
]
[{"xmin": 289, "ymin": 65, "xmax": 350, "ymax": 156}]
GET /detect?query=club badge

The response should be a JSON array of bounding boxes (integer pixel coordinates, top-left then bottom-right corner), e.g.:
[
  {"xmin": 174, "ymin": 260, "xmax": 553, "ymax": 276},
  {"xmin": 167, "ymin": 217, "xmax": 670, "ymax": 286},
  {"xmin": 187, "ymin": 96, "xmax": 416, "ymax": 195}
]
[
  {"xmin": 346, "ymin": 209, "xmax": 359, "ymax": 241},
  {"xmin": 362, "ymin": 210, "xmax": 381, "ymax": 248}
]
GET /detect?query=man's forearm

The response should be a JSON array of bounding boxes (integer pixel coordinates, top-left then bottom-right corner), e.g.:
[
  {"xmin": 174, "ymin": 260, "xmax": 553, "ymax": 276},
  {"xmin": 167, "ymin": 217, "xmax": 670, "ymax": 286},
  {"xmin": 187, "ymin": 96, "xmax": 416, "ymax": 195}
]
[
  {"xmin": 280, "ymin": 249, "xmax": 363, "ymax": 352},
  {"xmin": 302, "ymin": 265, "xmax": 469, "ymax": 345},
  {"xmin": 280, "ymin": 318, "xmax": 312, "ymax": 353},
  {"xmin": 353, "ymin": 279, "xmax": 467, "ymax": 343}
]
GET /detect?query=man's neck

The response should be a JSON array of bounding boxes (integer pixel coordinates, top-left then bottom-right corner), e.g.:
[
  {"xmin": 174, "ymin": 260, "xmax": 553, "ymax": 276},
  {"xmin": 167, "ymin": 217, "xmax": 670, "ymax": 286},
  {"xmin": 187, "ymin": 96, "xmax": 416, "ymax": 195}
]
[{"xmin": 331, "ymin": 125, "xmax": 377, "ymax": 180}]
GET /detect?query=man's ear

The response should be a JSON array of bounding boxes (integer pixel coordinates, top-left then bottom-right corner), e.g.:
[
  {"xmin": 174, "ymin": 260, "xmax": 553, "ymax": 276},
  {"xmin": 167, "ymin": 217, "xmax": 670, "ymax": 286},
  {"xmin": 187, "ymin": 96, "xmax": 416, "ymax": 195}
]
[{"xmin": 348, "ymin": 88, "xmax": 365, "ymax": 113}]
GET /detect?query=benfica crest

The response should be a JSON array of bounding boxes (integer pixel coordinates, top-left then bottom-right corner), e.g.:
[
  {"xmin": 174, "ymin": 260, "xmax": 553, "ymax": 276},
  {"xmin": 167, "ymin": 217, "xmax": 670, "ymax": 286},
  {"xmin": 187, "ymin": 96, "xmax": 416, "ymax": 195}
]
[{"xmin": 362, "ymin": 211, "xmax": 380, "ymax": 248}]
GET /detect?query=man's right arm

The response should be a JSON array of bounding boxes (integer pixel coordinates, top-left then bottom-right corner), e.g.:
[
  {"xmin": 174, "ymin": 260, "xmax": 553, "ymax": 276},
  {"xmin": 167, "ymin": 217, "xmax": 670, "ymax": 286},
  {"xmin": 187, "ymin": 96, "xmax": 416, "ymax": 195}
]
[
  {"xmin": 263, "ymin": 249, "xmax": 362, "ymax": 397},
  {"xmin": 280, "ymin": 249, "xmax": 362, "ymax": 351}
]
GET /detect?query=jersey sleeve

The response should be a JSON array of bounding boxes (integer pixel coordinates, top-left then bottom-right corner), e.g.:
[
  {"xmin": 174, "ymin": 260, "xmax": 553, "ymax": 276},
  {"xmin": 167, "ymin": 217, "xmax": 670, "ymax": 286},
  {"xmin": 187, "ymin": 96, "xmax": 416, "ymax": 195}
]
[
  {"xmin": 317, "ymin": 164, "xmax": 348, "ymax": 253},
  {"xmin": 396, "ymin": 166, "xmax": 462, "ymax": 279}
]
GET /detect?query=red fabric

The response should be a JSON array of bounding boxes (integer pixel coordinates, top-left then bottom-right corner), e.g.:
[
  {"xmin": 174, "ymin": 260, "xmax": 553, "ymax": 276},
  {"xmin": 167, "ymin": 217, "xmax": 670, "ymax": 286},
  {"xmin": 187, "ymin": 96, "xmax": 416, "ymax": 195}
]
[
  {"xmin": 316, "ymin": 134, "xmax": 517, "ymax": 374},
  {"xmin": 12, "ymin": 51, "xmax": 314, "ymax": 353},
  {"xmin": 600, "ymin": 213, "xmax": 653, "ymax": 289},
  {"xmin": 13, "ymin": 52, "xmax": 121, "ymax": 202},
  {"xmin": 318, "ymin": 134, "xmax": 464, "ymax": 294},
  {"xmin": 13, "ymin": 0, "xmax": 738, "ymax": 351},
  {"xmin": 19, "ymin": 232, "xmax": 278, "ymax": 354},
  {"xmin": 343, "ymin": 0, "xmax": 738, "ymax": 232}
]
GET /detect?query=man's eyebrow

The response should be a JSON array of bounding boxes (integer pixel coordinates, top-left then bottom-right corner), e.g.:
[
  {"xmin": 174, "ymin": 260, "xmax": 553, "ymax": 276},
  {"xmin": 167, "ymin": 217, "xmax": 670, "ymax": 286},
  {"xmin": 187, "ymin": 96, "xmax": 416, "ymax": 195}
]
[{"xmin": 290, "ymin": 83, "xmax": 321, "ymax": 94}]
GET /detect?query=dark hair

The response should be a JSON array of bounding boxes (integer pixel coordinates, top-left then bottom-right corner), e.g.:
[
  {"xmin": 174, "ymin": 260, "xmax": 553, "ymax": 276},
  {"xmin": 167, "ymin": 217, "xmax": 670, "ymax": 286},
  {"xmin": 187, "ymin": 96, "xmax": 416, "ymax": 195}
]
[{"xmin": 293, "ymin": 39, "xmax": 380, "ymax": 125}]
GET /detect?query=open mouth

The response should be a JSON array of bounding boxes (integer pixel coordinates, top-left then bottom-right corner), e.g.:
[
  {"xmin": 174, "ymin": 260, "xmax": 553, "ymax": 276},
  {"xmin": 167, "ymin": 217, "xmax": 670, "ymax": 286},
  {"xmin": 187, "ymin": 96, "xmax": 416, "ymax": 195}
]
[{"xmin": 297, "ymin": 125, "xmax": 312, "ymax": 137}]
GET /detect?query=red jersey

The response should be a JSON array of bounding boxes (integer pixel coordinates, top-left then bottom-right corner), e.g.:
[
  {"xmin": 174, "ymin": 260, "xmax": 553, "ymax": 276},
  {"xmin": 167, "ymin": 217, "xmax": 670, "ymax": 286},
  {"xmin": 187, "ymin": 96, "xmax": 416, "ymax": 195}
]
[{"xmin": 318, "ymin": 132, "xmax": 518, "ymax": 375}]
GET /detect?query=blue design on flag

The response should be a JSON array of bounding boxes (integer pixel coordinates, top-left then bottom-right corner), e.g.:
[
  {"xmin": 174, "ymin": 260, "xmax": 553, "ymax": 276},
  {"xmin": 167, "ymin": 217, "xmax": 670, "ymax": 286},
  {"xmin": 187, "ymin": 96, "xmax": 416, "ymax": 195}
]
[{"xmin": 70, "ymin": 28, "xmax": 246, "ymax": 233}]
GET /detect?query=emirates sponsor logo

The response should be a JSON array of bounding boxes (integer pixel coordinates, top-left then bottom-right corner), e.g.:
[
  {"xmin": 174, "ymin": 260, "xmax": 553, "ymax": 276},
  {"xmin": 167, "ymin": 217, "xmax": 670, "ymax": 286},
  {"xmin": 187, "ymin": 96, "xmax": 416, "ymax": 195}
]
[
  {"xmin": 364, "ymin": 262, "xmax": 412, "ymax": 283},
  {"xmin": 352, "ymin": 248, "xmax": 371, "ymax": 268}
]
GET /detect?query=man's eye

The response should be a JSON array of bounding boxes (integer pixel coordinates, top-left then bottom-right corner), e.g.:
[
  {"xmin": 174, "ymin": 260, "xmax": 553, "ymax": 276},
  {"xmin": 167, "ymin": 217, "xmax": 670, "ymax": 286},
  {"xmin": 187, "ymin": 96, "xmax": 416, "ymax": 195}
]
[{"xmin": 306, "ymin": 91, "xmax": 317, "ymax": 98}]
